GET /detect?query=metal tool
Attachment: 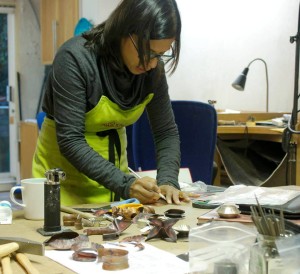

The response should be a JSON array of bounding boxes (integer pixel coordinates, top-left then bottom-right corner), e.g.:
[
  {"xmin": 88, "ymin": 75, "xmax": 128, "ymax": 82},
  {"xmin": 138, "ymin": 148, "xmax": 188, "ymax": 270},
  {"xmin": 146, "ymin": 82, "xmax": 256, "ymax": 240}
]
[
  {"xmin": 72, "ymin": 198, "xmax": 141, "ymax": 212},
  {"xmin": 0, "ymin": 237, "xmax": 44, "ymax": 256},
  {"xmin": 0, "ymin": 237, "xmax": 44, "ymax": 274},
  {"xmin": 38, "ymin": 168, "xmax": 66, "ymax": 236},
  {"xmin": 250, "ymin": 195, "xmax": 286, "ymax": 236}
]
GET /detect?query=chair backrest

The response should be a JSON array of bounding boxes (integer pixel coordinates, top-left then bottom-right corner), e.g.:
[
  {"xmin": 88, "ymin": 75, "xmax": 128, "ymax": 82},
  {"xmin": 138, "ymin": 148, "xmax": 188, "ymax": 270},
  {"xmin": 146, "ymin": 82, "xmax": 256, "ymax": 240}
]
[
  {"xmin": 130, "ymin": 100, "xmax": 217, "ymax": 184},
  {"xmin": 126, "ymin": 124, "xmax": 136, "ymax": 169}
]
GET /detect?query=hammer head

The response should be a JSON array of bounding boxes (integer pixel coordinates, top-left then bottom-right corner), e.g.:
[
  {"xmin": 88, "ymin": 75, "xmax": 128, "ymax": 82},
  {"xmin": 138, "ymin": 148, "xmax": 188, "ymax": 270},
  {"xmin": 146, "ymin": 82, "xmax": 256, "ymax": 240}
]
[{"xmin": 0, "ymin": 237, "xmax": 44, "ymax": 256}]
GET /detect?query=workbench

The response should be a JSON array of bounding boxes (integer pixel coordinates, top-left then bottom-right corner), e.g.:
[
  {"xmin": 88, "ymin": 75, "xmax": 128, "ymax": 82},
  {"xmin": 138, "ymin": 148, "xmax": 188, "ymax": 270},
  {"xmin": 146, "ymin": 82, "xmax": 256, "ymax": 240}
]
[
  {"xmin": 1, "ymin": 203, "xmax": 207, "ymax": 273},
  {"xmin": 214, "ymin": 112, "xmax": 297, "ymax": 186}
]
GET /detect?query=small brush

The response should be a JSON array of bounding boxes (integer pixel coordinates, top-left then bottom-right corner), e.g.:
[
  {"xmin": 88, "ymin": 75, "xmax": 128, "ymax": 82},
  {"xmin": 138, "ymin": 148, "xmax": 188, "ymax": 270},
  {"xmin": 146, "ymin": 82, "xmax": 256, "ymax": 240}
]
[{"xmin": 128, "ymin": 167, "xmax": 167, "ymax": 201}]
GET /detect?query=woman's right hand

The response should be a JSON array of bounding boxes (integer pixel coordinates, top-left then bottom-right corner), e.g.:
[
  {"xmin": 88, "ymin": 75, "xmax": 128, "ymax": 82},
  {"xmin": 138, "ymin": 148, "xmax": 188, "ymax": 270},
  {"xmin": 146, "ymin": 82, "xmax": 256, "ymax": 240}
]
[{"xmin": 129, "ymin": 176, "xmax": 162, "ymax": 204}]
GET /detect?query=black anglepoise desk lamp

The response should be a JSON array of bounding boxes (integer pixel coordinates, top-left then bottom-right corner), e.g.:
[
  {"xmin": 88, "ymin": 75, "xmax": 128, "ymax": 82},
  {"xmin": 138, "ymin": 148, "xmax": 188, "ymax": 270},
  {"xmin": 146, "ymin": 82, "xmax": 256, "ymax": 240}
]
[
  {"xmin": 288, "ymin": 2, "xmax": 300, "ymax": 133},
  {"xmin": 279, "ymin": 1, "xmax": 300, "ymax": 185},
  {"xmin": 230, "ymin": 2, "xmax": 300, "ymax": 185},
  {"xmin": 232, "ymin": 58, "xmax": 269, "ymax": 113}
]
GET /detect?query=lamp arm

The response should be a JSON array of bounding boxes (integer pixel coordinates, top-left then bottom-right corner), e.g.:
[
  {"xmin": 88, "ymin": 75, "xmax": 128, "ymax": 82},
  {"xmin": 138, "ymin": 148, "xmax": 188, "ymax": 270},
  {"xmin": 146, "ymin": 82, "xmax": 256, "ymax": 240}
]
[
  {"xmin": 288, "ymin": 2, "xmax": 300, "ymax": 131},
  {"xmin": 247, "ymin": 58, "xmax": 269, "ymax": 112}
]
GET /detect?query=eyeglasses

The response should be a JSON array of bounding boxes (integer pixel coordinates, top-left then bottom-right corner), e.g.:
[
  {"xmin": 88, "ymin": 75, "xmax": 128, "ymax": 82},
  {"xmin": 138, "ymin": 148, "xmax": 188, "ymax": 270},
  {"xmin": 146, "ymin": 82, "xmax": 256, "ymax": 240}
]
[{"xmin": 129, "ymin": 33, "xmax": 175, "ymax": 63}]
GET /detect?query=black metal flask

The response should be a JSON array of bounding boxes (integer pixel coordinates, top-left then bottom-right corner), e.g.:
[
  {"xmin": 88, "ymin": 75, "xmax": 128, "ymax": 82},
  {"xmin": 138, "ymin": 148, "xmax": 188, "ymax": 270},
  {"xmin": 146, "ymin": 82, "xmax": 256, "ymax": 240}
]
[{"xmin": 43, "ymin": 168, "xmax": 66, "ymax": 232}]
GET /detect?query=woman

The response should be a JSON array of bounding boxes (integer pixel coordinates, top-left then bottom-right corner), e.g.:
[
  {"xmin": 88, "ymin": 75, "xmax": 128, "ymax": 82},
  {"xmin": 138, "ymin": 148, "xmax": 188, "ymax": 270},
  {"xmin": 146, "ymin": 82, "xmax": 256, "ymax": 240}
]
[{"xmin": 33, "ymin": 0, "xmax": 190, "ymax": 206}]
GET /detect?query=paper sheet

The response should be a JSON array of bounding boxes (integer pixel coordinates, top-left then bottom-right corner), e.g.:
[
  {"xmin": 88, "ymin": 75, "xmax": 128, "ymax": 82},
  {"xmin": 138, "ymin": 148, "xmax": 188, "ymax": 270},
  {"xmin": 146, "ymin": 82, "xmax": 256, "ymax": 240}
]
[
  {"xmin": 45, "ymin": 243, "xmax": 189, "ymax": 274},
  {"xmin": 135, "ymin": 167, "xmax": 193, "ymax": 183}
]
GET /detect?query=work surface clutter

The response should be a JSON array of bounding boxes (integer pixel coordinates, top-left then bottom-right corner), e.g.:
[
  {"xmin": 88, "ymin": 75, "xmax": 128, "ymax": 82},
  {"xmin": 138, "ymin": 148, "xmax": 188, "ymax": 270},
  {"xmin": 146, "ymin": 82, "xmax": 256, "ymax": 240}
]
[{"xmin": 1, "ymin": 184, "xmax": 300, "ymax": 274}]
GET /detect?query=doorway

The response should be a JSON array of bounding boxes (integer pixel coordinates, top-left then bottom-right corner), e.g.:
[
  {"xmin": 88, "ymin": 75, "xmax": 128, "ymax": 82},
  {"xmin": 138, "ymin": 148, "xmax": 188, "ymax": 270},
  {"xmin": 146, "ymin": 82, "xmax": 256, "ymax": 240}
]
[{"xmin": 0, "ymin": 7, "xmax": 19, "ymax": 190}]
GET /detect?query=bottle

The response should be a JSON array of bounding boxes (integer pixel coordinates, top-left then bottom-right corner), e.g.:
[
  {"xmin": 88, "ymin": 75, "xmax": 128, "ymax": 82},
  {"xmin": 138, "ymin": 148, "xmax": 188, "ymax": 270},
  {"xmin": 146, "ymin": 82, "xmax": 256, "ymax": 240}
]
[
  {"xmin": 0, "ymin": 200, "xmax": 12, "ymax": 224},
  {"xmin": 249, "ymin": 234, "xmax": 284, "ymax": 274}
]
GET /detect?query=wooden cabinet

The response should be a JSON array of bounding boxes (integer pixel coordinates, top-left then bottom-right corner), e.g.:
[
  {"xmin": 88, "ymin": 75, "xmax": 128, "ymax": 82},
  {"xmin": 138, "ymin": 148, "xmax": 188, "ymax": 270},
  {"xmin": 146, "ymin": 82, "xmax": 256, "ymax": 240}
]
[
  {"xmin": 20, "ymin": 122, "xmax": 39, "ymax": 179},
  {"xmin": 40, "ymin": 0, "xmax": 79, "ymax": 64}
]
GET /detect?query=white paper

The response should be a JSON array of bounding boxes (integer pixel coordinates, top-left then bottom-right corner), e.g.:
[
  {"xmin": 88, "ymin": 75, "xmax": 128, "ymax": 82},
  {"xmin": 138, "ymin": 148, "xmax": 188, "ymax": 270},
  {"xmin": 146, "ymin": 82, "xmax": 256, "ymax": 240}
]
[
  {"xmin": 45, "ymin": 243, "xmax": 189, "ymax": 274},
  {"xmin": 217, "ymin": 109, "xmax": 241, "ymax": 114},
  {"xmin": 135, "ymin": 167, "xmax": 193, "ymax": 183}
]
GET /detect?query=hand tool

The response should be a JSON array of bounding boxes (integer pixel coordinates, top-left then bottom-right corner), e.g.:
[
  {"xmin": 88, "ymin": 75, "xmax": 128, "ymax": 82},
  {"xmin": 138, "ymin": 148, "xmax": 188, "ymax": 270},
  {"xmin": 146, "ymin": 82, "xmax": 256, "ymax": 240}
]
[
  {"xmin": 1, "ymin": 255, "xmax": 13, "ymax": 274},
  {"xmin": 72, "ymin": 198, "xmax": 141, "ymax": 213},
  {"xmin": 0, "ymin": 237, "xmax": 44, "ymax": 274},
  {"xmin": 16, "ymin": 253, "xmax": 40, "ymax": 274},
  {"xmin": 44, "ymin": 168, "xmax": 66, "ymax": 233},
  {"xmin": 0, "ymin": 238, "xmax": 44, "ymax": 256},
  {"xmin": 128, "ymin": 167, "xmax": 167, "ymax": 201}
]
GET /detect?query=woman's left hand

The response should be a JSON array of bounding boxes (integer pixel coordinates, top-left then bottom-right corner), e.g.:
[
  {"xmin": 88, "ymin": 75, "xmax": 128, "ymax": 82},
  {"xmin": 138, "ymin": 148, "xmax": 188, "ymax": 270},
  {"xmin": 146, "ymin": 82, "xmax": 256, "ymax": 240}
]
[{"xmin": 159, "ymin": 185, "xmax": 190, "ymax": 205}]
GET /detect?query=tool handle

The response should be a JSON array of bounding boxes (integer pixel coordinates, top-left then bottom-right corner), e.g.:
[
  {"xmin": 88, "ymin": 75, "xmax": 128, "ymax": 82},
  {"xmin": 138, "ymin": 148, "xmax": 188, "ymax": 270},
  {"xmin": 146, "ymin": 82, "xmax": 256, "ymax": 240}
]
[
  {"xmin": 0, "ymin": 242, "xmax": 19, "ymax": 257},
  {"xmin": 15, "ymin": 253, "xmax": 40, "ymax": 274},
  {"xmin": 61, "ymin": 205, "xmax": 95, "ymax": 220},
  {"xmin": 1, "ymin": 256, "xmax": 13, "ymax": 274}
]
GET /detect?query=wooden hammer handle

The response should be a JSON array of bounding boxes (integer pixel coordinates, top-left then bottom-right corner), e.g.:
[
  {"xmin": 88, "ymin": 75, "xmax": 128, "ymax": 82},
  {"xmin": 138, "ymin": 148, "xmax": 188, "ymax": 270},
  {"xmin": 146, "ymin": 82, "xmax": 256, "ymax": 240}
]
[
  {"xmin": 15, "ymin": 253, "xmax": 40, "ymax": 274},
  {"xmin": 61, "ymin": 205, "xmax": 95, "ymax": 220},
  {"xmin": 1, "ymin": 256, "xmax": 13, "ymax": 274},
  {"xmin": 0, "ymin": 243, "xmax": 19, "ymax": 258}
]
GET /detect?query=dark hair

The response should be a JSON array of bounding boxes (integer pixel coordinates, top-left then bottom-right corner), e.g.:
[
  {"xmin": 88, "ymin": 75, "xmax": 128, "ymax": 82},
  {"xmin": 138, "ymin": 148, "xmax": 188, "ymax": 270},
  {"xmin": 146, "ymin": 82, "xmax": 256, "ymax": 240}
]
[{"xmin": 83, "ymin": 0, "xmax": 181, "ymax": 74}]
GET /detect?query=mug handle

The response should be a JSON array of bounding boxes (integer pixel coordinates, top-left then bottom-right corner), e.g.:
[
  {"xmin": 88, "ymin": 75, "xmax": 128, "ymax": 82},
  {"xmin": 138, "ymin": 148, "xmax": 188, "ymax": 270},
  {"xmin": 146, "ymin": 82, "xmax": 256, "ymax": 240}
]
[{"xmin": 10, "ymin": 186, "xmax": 25, "ymax": 208}]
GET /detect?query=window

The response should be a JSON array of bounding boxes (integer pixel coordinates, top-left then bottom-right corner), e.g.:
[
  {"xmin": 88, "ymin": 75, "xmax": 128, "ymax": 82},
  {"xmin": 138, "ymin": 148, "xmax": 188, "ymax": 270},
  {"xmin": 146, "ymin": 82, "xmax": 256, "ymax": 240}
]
[{"xmin": 0, "ymin": 7, "xmax": 18, "ymax": 190}]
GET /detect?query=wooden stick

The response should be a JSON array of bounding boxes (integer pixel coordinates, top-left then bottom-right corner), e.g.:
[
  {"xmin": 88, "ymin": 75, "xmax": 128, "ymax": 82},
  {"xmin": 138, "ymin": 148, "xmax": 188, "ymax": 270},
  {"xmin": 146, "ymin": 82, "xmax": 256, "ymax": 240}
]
[
  {"xmin": 0, "ymin": 243, "xmax": 19, "ymax": 258},
  {"xmin": 60, "ymin": 205, "xmax": 95, "ymax": 220},
  {"xmin": 15, "ymin": 253, "xmax": 39, "ymax": 274},
  {"xmin": 1, "ymin": 255, "xmax": 13, "ymax": 274}
]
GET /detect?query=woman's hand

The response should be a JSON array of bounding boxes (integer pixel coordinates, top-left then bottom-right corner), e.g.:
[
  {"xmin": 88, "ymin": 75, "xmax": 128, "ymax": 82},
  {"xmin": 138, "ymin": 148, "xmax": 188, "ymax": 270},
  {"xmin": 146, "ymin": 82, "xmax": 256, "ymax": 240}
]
[
  {"xmin": 129, "ymin": 176, "xmax": 162, "ymax": 204},
  {"xmin": 159, "ymin": 185, "xmax": 190, "ymax": 205}
]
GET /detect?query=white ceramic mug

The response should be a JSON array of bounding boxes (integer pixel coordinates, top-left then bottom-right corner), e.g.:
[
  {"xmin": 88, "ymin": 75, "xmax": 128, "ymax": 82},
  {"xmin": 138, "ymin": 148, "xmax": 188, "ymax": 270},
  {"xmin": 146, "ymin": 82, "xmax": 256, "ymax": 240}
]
[{"xmin": 10, "ymin": 178, "xmax": 45, "ymax": 220}]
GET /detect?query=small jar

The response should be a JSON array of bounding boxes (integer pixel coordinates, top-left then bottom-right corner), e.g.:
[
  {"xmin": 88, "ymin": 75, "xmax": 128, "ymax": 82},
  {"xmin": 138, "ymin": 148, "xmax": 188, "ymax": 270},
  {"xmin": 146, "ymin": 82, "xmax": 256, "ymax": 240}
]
[
  {"xmin": 0, "ymin": 200, "xmax": 12, "ymax": 224},
  {"xmin": 249, "ymin": 234, "xmax": 284, "ymax": 274}
]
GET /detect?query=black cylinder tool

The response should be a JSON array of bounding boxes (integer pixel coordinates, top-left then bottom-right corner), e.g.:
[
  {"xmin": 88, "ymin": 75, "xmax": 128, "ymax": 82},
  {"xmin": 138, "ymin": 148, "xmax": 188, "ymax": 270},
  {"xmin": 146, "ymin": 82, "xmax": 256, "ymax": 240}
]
[{"xmin": 37, "ymin": 168, "xmax": 66, "ymax": 236}]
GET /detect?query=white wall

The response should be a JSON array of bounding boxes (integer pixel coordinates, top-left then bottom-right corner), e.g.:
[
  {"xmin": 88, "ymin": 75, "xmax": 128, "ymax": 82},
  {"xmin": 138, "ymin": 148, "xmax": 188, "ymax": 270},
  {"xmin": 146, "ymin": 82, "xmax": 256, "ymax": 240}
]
[
  {"xmin": 80, "ymin": 0, "xmax": 120, "ymax": 25},
  {"xmin": 82, "ymin": 0, "xmax": 298, "ymax": 113},
  {"xmin": 19, "ymin": 0, "xmax": 299, "ymax": 119},
  {"xmin": 171, "ymin": 0, "xmax": 299, "ymax": 112},
  {"xmin": 16, "ymin": 0, "xmax": 44, "ymax": 120}
]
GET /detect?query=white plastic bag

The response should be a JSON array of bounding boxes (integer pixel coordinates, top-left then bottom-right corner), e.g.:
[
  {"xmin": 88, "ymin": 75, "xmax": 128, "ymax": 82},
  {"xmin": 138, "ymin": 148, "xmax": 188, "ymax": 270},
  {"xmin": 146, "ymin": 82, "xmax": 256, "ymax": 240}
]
[{"xmin": 189, "ymin": 221, "xmax": 257, "ymax": 274}]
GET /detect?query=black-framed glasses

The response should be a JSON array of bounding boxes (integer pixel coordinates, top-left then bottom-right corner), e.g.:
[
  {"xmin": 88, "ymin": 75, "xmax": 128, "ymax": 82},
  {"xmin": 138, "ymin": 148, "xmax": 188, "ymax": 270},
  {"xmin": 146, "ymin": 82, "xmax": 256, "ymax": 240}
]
[{"xmin": 129, "ymin": 33, "xmax": 175, "ymax": 63}]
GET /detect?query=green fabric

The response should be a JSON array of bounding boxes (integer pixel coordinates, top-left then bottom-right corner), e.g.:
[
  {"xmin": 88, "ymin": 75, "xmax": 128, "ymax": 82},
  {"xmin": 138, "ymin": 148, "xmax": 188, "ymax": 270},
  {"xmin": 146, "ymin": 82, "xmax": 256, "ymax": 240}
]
[{"xmin": 32, "ymin": 94, "xmax": 153, "ymax": 206}]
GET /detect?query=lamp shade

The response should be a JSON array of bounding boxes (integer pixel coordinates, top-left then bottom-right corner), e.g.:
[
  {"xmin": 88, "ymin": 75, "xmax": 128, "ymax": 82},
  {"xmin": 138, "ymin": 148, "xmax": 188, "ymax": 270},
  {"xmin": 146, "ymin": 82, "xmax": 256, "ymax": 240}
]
[
  {"xmin": 231, "ymin": 68, "xmax": 249, "ymax": 91},
  {"xmin": 231, "ymin": 58, "xmax": 269, "ymax": 112}
]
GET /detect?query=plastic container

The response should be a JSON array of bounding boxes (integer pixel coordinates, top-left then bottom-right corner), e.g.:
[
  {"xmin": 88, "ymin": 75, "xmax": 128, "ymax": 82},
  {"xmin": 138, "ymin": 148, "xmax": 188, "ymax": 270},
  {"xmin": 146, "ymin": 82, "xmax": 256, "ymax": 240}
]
[
  {"xmin": 275, "ymin": 234, "xmax": 300, "ymax": 273},
  {"xmin": 189, "ymin": 221, "xmax": 257, "ymax": 274},
  {"xmin": 249, "ymin": 234, "xmax": 284, "ymax": 274},
  {"xmin": 0, "ymin": 200, "xmax": 12, "ymax": 224}
]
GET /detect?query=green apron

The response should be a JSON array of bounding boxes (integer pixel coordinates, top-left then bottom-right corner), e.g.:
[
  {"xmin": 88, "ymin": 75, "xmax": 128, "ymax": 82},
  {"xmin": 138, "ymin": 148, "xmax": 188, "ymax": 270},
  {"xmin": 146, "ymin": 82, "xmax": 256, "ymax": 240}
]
[{"xmin": 32, "ymin": 95, "xmax": 153, "ymax": 206}]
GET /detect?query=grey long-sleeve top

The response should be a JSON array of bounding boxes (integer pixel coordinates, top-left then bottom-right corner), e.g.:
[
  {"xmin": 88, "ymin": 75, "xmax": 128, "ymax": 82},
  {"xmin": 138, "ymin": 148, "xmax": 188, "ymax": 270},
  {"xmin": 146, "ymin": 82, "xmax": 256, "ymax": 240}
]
[{"xmin": 42, "ymin": 36, "xmax": 180, "ymax": 199}]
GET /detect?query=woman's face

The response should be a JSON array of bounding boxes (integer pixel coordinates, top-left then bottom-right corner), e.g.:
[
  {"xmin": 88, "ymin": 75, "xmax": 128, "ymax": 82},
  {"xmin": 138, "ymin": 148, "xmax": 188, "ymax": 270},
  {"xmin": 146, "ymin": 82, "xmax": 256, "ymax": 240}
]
[{"xmin": 121, "ymin": 34, "xmax": 175, "ymax": 75}]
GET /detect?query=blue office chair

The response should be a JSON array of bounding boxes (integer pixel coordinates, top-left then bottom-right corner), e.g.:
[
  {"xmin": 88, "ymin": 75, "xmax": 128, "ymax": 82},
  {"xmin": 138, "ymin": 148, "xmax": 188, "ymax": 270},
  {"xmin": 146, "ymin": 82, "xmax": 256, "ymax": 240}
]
[
  {"xmin": 126, "ymin": 124, "xmax": 136, "ymax": 170},
  {"xmin": 131, "ymin": 100, "xmax": 218, "ymax": 184}
]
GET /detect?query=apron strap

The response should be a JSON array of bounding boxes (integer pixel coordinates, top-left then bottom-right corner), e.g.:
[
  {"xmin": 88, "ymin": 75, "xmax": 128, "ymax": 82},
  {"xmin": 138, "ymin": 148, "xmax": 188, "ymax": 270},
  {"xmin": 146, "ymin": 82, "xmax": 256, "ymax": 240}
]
[{"xmin": 96, "ymin": 129, "xmax": 121, "ymax": 201}]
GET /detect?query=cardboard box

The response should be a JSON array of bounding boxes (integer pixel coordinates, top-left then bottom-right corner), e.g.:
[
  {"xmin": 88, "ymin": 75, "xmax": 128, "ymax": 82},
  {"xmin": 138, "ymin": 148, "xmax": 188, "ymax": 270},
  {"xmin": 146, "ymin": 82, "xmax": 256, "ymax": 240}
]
[{"xmin": 20, "ymin": 121, "xmax": 39, "ymax": 179}]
